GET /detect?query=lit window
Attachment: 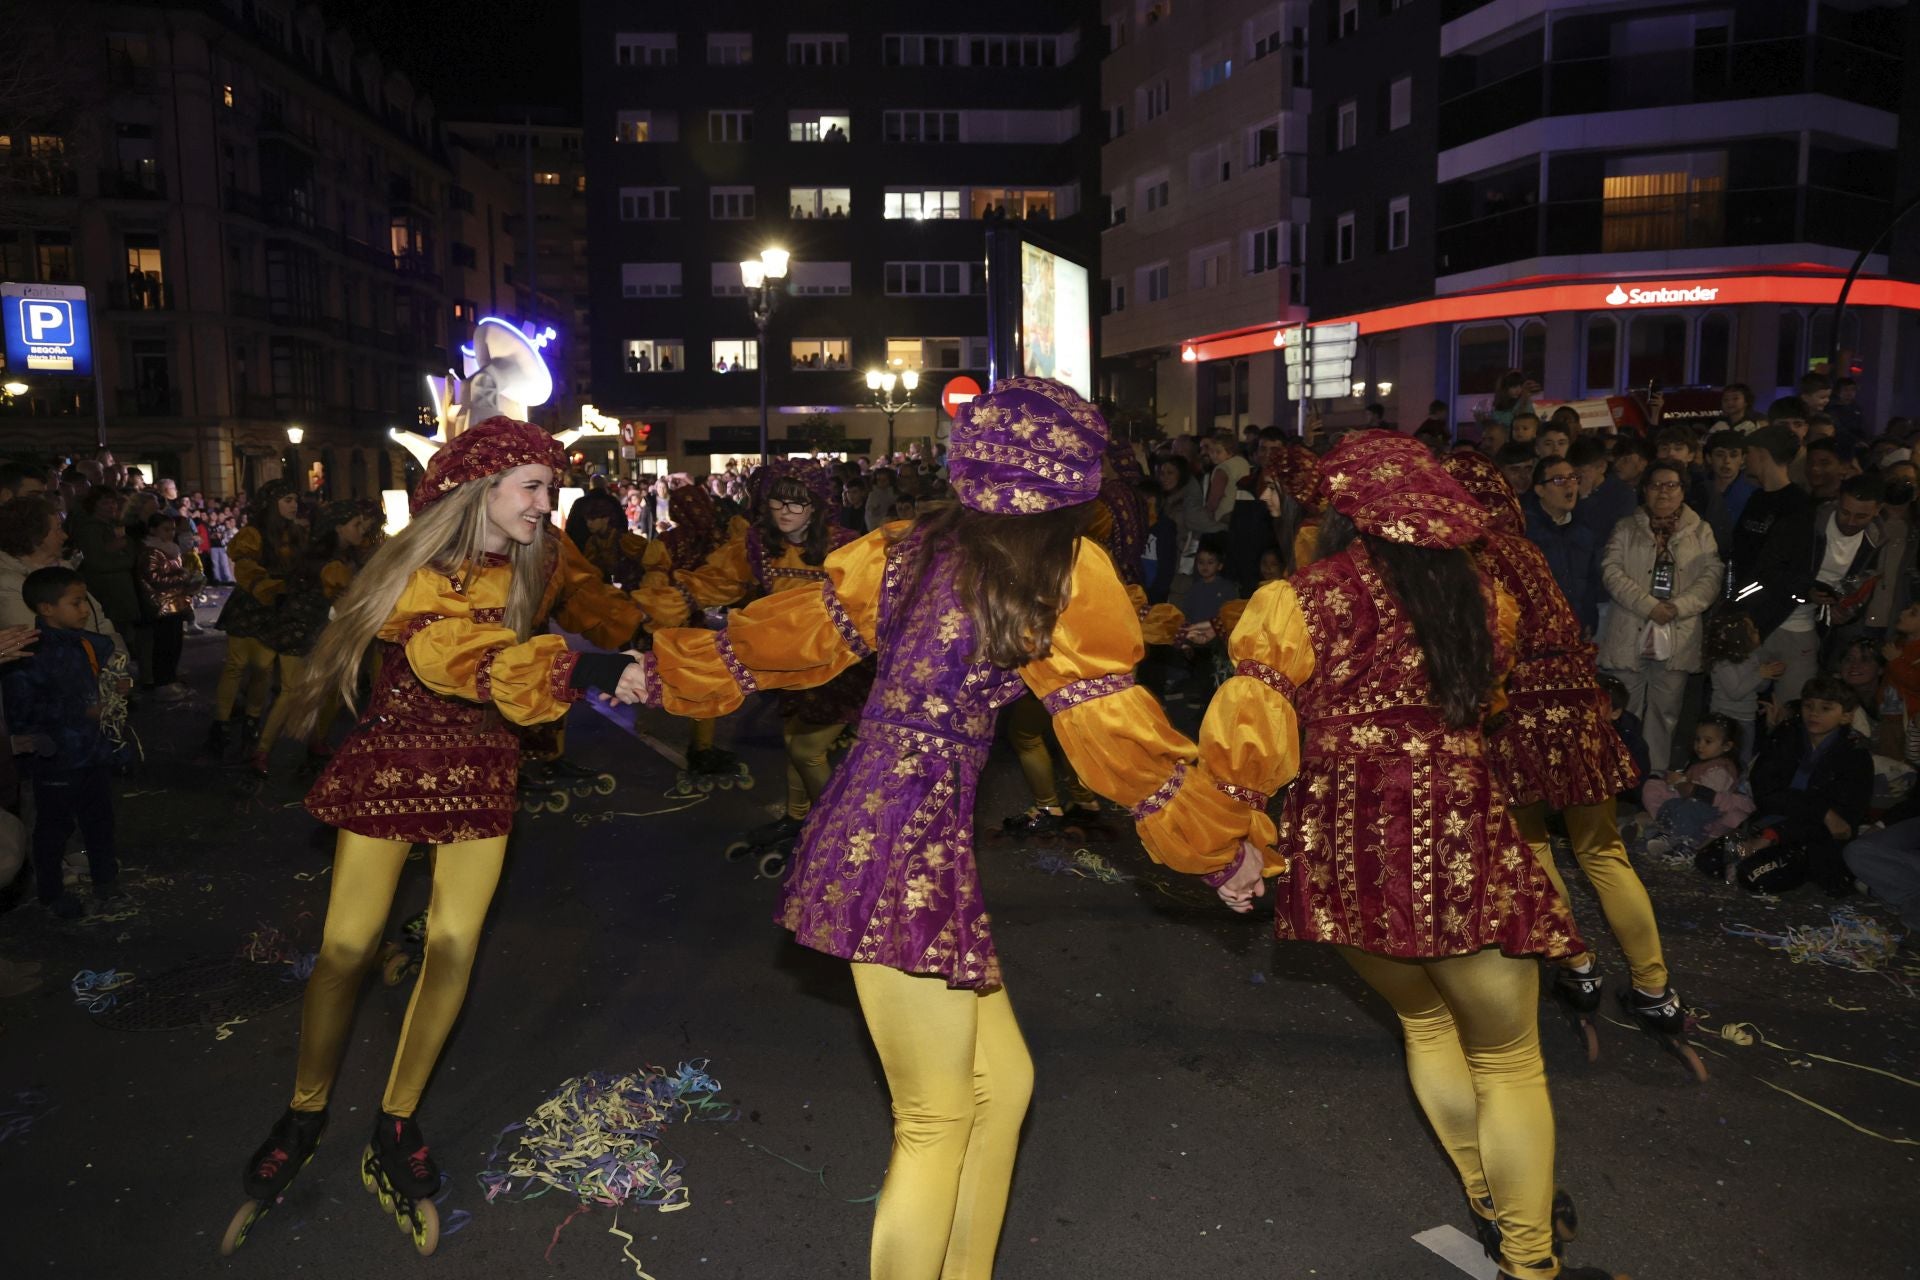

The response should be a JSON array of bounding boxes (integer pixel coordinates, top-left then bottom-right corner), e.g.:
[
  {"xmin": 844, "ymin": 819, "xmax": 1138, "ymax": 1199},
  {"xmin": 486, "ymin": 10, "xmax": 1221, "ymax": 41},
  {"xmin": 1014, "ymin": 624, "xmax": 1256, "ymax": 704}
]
[
  {"xmin": 884, "ymin": 337, "xmax": 971, "ymax": 371},
  {"xmin": 710, "ymin": 339, "xmax": 758, "ymax": 372},
  {"xmin": 884, "ymin": 189, "xmax": 961, "ymax": 220},
  {"xmin": 790, "ymin": 338, "xmax": 851, "ymax": 369},
  {"xmin": 534, "ymin": 171, "xmax": 562, "ymax": 186},
  {"xmin": 615, "ymin": 111, "xmax": 677, "ymax": 143},
  {"xmin": 788, "ymin": 111, "xmax": 851, "ymax": 143},
  {"xmin": 223, "ymin": 84, "xmax": 235, "ymax": 108},
  {"xmin": 624, "ymin": 339, "xmax": 683, "ymax": 372},
  {"xmin": 790, "ymin": 187, "xmax": 851, "ymax": 219}
]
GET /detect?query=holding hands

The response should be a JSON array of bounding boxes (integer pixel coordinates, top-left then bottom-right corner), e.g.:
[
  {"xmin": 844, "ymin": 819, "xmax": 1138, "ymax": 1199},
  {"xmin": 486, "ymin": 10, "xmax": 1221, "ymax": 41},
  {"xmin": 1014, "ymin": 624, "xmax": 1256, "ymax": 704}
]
[
  {"xmin": 606, "ymin": 651, "xmax": 650, "ymax": 705},
  {"xmin": 1215, "ymin": 840, "xmax": 1267, "ymax": 914}
]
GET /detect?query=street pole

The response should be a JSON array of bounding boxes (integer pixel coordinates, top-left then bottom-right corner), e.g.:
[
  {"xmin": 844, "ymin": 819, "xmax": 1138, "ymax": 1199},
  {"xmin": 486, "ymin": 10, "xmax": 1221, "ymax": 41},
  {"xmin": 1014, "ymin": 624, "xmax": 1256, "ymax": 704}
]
[
  {"xmin": 1824, "ymin": 190, "xmax": 1920, "ymax": 379},
  {"xmin": 756, "ymin": 316, "xmax": 770, "ymax": 464},
  {"xmin": 885, "ymin": 407, "xmax": 896, "ymax": 460}
]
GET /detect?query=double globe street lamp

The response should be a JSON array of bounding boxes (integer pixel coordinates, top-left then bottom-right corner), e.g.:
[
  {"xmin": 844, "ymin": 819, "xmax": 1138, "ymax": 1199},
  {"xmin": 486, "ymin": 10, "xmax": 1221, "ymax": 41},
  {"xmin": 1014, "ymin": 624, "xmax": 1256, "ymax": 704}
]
[
  {"xmin": 739, "ymin": 247, "xmax": 790, "ymax": 464},
  {"xmin": 864, "ymin": 368, "xmax": 918, "ymax": 461}
]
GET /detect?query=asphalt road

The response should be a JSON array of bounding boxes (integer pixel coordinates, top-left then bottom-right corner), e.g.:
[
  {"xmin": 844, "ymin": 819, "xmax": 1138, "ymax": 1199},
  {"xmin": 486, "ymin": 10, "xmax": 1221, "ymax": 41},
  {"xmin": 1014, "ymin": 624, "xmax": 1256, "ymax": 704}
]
[{"xmin": 2, "ymin": 628, "xmax": 1916, "ymax": 1280}]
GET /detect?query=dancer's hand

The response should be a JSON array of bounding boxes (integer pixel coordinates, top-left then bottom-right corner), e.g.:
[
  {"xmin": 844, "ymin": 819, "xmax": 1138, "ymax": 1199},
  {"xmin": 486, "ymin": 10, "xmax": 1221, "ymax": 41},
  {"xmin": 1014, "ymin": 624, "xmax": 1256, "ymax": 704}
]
[
  {"xmin": 1217, "ymin": 841, "xmax": 1266, "ymax": 914},
  {"xmin": 609, "ymin": 653, "xmax": 650, "ymax": 705}
]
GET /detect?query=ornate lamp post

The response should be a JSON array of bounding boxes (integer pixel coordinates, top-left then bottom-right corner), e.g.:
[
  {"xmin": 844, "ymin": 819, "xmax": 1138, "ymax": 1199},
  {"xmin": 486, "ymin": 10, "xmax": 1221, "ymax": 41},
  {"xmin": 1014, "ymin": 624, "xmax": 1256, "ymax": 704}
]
[
  {"xmin": 739, "ymin": 247, "xmax": 790, "ymax": 463},
  {"xmin": 863, "ymin": 367, "xmax": 919, "ymax": 461},
  {"xmin": 284, "ymin": 423, "xmax": 304, "ymax": 488}
]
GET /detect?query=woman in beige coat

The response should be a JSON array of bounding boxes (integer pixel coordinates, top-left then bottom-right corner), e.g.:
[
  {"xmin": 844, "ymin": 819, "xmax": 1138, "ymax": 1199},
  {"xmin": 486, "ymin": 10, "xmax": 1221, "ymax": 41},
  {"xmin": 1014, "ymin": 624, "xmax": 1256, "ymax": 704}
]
[{"xmin": 1598, "ymin": 460, "xmax": 1722, "ymax": 771}]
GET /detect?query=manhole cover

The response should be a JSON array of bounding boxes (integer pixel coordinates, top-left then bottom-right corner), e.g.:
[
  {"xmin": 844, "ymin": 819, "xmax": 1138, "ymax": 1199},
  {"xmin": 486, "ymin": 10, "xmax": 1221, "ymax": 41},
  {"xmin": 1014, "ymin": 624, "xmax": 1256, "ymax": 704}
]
[{"xmin": 94, "ymin": 958, "xmax": 303, "ymax": 1032}]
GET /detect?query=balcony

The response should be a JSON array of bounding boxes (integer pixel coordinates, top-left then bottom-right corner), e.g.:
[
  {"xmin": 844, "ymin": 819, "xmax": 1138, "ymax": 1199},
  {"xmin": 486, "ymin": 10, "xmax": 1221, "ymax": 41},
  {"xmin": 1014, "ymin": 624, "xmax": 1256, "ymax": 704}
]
[
  {"xmin": 100, "ymin": 167, "xmax": 168, "ymax": 200},
  {"xmin": 18, "ymin": 164, "xmax": 78, "ymax": 197},
  {"xmin": 116, "ymin": 387, "xmax": 180, "ymax": 417},
  {"xmin": 109, "ymin": 280, "xmax": 174, "ymax": 310},
  {"xmin": 1442, "ymin": 35, "xmax": 1900, "ymax": 152},
  {"xmin": 258, "ymin": 109, "xmax": 318, "ymax": 151}
]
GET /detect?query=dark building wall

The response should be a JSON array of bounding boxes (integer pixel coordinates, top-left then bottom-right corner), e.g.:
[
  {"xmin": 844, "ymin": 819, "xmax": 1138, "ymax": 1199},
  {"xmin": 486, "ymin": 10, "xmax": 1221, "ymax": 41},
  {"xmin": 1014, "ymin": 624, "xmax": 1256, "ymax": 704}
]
[
  {"xmin": 1304, "ymin": 0, "xmax": 1440, "ymax": 314},
  {"xmin": 580, "ymin": 1, "xmax": 1102, "ymax": 420}
]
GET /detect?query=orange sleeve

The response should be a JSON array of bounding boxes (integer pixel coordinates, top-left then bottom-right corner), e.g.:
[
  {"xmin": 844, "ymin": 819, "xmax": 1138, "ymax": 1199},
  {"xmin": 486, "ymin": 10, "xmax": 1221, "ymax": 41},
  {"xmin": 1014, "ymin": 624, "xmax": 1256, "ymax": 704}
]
[
  {"xmin": 1125, "ymin": 583, "xmax": 1185, "ymax": 646},
  {"xmin": 1024, "ymin": 541, "xmax": 1259, "ymax": 877},
  {"xmin": 648, "ymin": 531, "xmax": 885, "ymax": 719},
  {"xmin": 382, "ymin": 569, "xmax": 579, "ymax": 727},
  {"xmin": 1197, "ymin": 580, "xmax": 1315, "ymax": 873},
  {"xmin": 547, "ymin": 535, "xmax": 648, "ymax": 650}
]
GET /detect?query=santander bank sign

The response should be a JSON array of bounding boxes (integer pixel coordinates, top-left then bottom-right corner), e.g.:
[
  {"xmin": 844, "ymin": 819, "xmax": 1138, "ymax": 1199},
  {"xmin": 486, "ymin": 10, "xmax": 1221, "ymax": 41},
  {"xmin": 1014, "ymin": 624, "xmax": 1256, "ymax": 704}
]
[{"xmin": 1605, "ymin": 283, "xmax": 1721, "ymax": 306}]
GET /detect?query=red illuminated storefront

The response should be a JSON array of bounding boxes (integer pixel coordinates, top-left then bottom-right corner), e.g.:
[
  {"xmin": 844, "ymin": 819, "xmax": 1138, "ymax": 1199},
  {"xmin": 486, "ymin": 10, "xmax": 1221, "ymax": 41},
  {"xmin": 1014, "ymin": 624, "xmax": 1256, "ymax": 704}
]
[{"xmin": 1179, "ymin": 267, "xmax": 1920, "ymax": 431}]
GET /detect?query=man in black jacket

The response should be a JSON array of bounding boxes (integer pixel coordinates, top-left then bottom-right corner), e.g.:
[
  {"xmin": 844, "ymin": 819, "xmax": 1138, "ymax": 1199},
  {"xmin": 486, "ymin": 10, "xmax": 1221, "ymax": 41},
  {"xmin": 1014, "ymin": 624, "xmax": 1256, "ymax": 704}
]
[{"xmin": 1733, "ymin": 422, "xmax": 1819, "ymax": 702}]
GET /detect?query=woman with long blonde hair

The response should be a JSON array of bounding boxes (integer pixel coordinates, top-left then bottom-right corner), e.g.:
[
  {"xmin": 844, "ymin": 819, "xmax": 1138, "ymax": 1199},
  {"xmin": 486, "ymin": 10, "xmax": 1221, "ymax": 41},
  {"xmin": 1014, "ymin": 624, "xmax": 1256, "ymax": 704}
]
[{"xmin": 230, "ymin": 419, "xmax": 644, "ymax": 1254}]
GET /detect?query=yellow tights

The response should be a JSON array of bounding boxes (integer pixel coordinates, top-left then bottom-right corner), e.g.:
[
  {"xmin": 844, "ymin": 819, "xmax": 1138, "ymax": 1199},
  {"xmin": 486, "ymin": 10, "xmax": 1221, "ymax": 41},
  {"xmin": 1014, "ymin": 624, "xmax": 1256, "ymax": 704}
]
[
  {"xmin": 783, "ymin": 716, "xmax": 842, "ymax": 821},
  {"xmin": 1513, "ymin": 801, "xmax": 1669, "ymax": 992},
  {"xmin": 850, "ymin": 963, "xmax": 1034, "ymax": 1280},
  {"xmin": 254, "ymin": 653, "xmax": 332, "ymax": 756},
  {"xmin": 686, "ymin": 716, "xmax": 717, "ymax": 754},
  {"xmin": 290, "ymin": 830, "xmax": 508, "ymax": 1117},
  {"xmin": 214, "ymin": 635, "xmax": 276, "ymax": 721},
  {"xmin": 1006, "ymin": 695, "xmax": 1094, "ymax": 812},
  {"xmin": 1340, "ymin": 947, "xmax": 1559, "ymax": 1278}
]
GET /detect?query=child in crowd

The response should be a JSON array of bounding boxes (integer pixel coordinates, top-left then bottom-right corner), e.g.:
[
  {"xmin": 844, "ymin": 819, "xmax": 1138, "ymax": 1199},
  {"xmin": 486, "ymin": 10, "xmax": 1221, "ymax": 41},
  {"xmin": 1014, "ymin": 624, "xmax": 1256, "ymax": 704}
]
[
  {"xmin": 1709, "ymin": 676, "xmax": 1875, "ymax": 895},
  {"xmin": 1180, "ymin": 541, "xmax": 1239, "ymax": 625},
  {"xmin": 0, "ymin": 567, "xmax": 128, "ymax": 918},
  {"xmin": 1256, "ymin": 547, "xmax": 1284, "ymax": 586},
  {"xmin": 1638, "ymin": 714, "xmax": 1755, "ymax": 855},
  {"xmin": 1705, "ymin": 611, "xmax": 1785, "ymax": 764},
  {"xmin": 1597, "ymin": 671, "xmax": 1649, "ymax": 787}
]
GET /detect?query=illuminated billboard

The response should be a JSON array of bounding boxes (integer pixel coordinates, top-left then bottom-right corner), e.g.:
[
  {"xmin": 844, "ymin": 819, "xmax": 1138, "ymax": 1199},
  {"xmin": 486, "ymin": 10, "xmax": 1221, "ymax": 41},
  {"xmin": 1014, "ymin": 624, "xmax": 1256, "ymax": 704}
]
[
  {"xmin": 2, "ymin": 282, "xmax": 93, "ymax": 376},
  {"xmin": 1018, "ymin": 242, "xmax": 1091, "ymax": 398}
]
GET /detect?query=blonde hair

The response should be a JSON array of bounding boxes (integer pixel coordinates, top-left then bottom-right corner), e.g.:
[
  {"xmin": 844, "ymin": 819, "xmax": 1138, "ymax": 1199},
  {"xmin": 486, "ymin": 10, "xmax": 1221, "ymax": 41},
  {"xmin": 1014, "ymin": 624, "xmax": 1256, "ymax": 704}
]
[{"xmin": 274, "ymin": 474, "xmax": 551, "ymax": 741}]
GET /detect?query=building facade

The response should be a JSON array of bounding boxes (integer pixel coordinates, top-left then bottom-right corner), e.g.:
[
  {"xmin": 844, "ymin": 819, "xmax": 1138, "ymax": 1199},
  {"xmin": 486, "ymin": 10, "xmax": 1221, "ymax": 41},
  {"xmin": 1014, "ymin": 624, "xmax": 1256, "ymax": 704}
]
[
  {"xmin": 580, "ymin": 2, "xmax": 1102, "ymax": 472},
  {"xmin": 1180, "ymin": 0, "xmax": 1919, "ymax": 434},
  {"xmin": 0, "ymin": 1, "xmax": 458, "ymax": 498},
  {"xmin": 1097, "ymin": 0, "xmax": 1313, "ymax": 436}
]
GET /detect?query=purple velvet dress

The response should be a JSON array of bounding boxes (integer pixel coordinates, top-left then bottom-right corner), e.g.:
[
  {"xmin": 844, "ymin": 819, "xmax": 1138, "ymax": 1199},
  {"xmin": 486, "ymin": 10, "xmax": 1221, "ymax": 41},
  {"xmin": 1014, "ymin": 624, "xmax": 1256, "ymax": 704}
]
[{"xmin": 777, "ymin": 528, "xmax": 1030, "ymax": 990}]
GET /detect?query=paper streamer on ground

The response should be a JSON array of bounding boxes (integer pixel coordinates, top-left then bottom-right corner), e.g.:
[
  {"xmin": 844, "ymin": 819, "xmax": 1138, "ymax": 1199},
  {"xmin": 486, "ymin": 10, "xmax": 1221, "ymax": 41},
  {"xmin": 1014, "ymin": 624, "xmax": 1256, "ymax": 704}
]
[{"xmin": 1723, "ymin": 908, "xmax": 1915, "ymax": 997}]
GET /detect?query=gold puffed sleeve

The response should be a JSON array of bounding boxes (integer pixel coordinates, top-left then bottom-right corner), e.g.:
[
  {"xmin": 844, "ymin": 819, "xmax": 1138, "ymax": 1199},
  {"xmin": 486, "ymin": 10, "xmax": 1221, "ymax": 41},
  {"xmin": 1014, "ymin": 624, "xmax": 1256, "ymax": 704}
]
[
  {"xmin": 547, "ymin": 534, "xmax": 648, "ymax": 650},
  {"xmin": 646, "ymin": 530, "xmax": 886, "ymax": 719},
  {"xmin": 1215, "ymin": 597, "xmax": 1248, "ymax": 639},
  {"xmin": 1124, "ymin": 583, "xmax": 1185, "ymax": 646},
  {"xmin": 1023, "ymin": 541, "xmax": 1259, "ymax": 878},
  {"xmin": 630, "ymin": 526, "xmax": 756, "ymax": 631},
  {"xmin": 380, "ymin": 567, "xmax": 581, "ymax": 727},
  {"xmin": 228, "ymin": 526, "xmax": 287, "ymax": 605},
  {"xmin": 1292, "ymin": 521, "xmax": 1320, "ymax": 573},
  {"xmin": 1198, "ymin": 580, "xmax": 1317, "ymax": 873},
  {"xmin": 319, "ymin": 559, "xmax": 355, "ymax": 601}
]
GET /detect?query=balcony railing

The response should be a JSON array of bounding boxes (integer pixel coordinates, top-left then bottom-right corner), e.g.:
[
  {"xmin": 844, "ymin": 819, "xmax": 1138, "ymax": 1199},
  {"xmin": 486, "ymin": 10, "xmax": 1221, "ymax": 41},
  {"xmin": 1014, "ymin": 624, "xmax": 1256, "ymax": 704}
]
[
  {"xmin": 109, "ymin": 280, "xmax": 174, "ymax": 310},
  {"xmin": 100, "ymin": 167, "xmax": 168, "ymax": 199},
  {"xmin": 1442, "ymin": 35, "xmax": 1900, "ymax": 151},
  {"xmin": 116, "ymin": 387, "xmax": 180, "ymax": 417},
  {"xmin": 17, "ymin": 164, "xmax": 78, "ymax": 197}
]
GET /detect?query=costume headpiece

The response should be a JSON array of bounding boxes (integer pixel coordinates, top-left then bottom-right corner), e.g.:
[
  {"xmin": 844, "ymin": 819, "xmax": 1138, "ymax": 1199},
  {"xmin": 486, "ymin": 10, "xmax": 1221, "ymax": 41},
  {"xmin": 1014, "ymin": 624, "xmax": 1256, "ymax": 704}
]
[
  {"xmin": 411, "ymin": 415, "xmax": 566, "ymax": 515},
  {"xmin": 1441, "ymin": 449, "xmax": 1522, "ymax": 536},
  {"xmin": 1320, "ymin": 432, "xmax": 1485, "ymax": 549},
  {"xmin": 750, "ymin": 457, "xmax": 837, "ymax": 520},
  {"xmin": 948, "ymin": 377, "xmax": 1107, "ymax": 514},
  {"xmin": 1265, "ymin": 442, "xmax": 1324, "ymax": 512}
]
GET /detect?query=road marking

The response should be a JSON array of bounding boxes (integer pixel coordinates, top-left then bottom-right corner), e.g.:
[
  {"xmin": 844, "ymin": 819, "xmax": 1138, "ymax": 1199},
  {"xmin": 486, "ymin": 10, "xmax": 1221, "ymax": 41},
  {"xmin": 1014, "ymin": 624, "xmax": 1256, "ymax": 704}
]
[{"xmin": 1413, "ymin": 1225, "xmax": 1499, "ymax": 1279}]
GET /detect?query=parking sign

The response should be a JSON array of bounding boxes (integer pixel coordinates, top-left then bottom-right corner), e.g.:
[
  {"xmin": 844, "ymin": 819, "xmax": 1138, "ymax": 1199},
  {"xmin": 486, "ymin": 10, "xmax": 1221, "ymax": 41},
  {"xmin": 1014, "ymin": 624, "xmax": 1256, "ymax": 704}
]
[{"xmin": 2, "ymin": 282, "xmax": 93, "ymax": 376}]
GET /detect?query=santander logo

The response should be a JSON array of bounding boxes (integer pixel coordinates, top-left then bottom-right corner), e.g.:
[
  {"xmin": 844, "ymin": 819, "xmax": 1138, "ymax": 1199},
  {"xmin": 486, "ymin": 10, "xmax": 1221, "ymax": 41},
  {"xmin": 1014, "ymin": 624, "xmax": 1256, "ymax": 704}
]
[{"xmin": 1606, "ymin": 283, "xmax": 1720, "ymax": 306}]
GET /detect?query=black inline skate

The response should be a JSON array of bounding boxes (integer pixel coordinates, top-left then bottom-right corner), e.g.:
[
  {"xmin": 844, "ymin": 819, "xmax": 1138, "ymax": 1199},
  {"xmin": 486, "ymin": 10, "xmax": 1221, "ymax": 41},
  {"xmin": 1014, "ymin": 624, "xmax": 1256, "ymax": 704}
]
[
  {"xmin": 542, "ymin": 753, "xmax": 618, "ymax": 799},
  {"xmin": 360, "ymin": 1111, "xmax": 441, "ymax": 1255},
  {"xmin": 221, "ymin": 1106, "xmax": 327, "ymax": 1255},
  {"xmin": 1549, "ymin": 961, "xmax": 1604, "ymax": 1062},
  {"xmin": 725, "ymin": 813, "xmax": 804, "ymax": 879},
  {"xmin": 517, "ymin": 758, "xmax": 571, "ymax": 814},
  {"xmin": 671, "ymin": 745, "xmax": 754, "ymax": 796},
  {"xmin": 1467, "ymin": 1189, "xmax": 1579, "ymax": 1262},
  {"xmin": 1617, "ymin": 985, "xmax": 1709, "ymax": 1081},
  {"xmin": 997, "ymin": 804, "xmax": 1069, "ymax": 839}
]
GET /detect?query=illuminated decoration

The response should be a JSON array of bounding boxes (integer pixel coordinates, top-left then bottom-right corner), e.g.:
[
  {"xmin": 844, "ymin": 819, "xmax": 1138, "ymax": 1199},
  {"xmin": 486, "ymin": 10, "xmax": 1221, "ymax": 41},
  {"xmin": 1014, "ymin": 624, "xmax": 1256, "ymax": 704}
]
[
  {"xmin": 459, "ymin": 321, "xmax": 558, "ymax": 362},
  {"xmin": 1180, "ymin": 270, "xmax": 1920, "ymax": 364},
  {"xmin": 558, "ymin": 401, "xmax": 621, "ymax": 449},
  {"xmin": 393, "ymin": 314, "xmax": 562, "ymax": 466}
]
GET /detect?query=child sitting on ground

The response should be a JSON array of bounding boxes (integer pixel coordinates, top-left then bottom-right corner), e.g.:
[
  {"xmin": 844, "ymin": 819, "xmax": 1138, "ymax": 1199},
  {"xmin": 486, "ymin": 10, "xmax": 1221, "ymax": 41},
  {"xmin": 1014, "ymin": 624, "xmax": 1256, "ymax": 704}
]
[
  {"xmin": 1702, "ymin": 676, "xmax": 1875, "ymax": 895},
  {"xmin": 1597, "ymin": 672, "xmax": 1649, "ymax": 790},
  {"xmin": 0, "ymin": 567, "xmax": 129, "ymax": 918},
  {"xmin": 1638, "ymin": 713, "xmax": 1755, "ymax": 855}
]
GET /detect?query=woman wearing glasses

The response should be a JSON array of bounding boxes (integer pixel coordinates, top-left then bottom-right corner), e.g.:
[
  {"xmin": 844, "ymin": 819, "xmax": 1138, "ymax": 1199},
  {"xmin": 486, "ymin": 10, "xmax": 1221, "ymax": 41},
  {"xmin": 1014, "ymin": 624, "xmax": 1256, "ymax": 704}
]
[
  {"xmin": 1450, "ymin": 451, "xmax": 1711, "ymax": 1077},
  {"xmin": 641, "ymin": 461, "xmax": 872, "ymax": 870}
]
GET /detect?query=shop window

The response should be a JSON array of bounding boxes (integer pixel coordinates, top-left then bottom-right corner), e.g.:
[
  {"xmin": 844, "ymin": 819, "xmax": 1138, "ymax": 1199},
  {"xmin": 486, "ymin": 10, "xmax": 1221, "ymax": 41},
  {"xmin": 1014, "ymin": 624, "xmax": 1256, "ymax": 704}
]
[
  {"xmin": 1456, "ymin": 324, "xmax": 1511, "ymax": 400},
  {"xmin": 1696, "ymin": 312, "xmax": 1733, "ymax": 388},
  {"xmin": 1584, "ymin": 316, "xmax": 1619, "ymax": 395},
  {"xmin": 1626, "ymin": 314, "xmax": 1687, "ymax": 394},
  {"xmin": 1517, "ymin": 320, "xmax": 1547, "ymax": 388}
]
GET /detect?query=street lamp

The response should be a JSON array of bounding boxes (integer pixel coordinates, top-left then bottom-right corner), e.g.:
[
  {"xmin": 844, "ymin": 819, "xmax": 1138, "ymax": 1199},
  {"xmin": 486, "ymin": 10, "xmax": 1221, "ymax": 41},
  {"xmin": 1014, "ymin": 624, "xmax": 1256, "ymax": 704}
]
[
  {"xmin": 284, "ymin": 424, "xmax": 304, "ymax": 489},
  {"xmin": 864, "ymin": 367, "xmax": 920, "ymax": 460},
  {"xmin": 740, "ymin": 247, "xmax": 791, "ymax": 464},
  {"xmin": 285, "ymin": 424, "xmax": 305, "ymax": 444},
  {"xmin": 1, "ymin": 380, "xmax": 27, "ymax": 399}
]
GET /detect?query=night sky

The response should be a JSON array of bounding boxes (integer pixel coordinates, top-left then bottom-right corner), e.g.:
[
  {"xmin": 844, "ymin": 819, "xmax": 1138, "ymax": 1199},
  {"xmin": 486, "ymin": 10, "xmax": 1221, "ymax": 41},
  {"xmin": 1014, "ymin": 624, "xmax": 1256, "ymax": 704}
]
[{"xmin": 322, "ymin": 0, "xmax": 582, "ymax": 121}]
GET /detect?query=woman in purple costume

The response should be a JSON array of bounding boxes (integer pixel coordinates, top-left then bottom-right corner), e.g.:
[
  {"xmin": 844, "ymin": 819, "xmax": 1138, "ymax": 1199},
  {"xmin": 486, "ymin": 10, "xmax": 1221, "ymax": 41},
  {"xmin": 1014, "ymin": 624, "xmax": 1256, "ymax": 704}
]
[{"xmin": 633, "ymin": 379, "xmax": 1262, "ymax": 1279}]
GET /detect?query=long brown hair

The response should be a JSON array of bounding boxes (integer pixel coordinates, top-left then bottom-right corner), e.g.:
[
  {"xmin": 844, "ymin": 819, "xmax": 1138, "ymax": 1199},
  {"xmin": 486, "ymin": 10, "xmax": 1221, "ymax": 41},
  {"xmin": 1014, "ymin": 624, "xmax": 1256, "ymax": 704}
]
[
  {"xmin": 1317, "ymin": 509, "xmax": 1494, "ymax": 727},
  {"xmin": 757, "ymin": 475, "xmax": 832, "ymax": 565},
  {"xmin": 273, "ymin": 474, "xmax": 552, "ymax": 741},
  {"xmin": 900, "ymin": 502, "xmax": 1087, "ymax": 668}
]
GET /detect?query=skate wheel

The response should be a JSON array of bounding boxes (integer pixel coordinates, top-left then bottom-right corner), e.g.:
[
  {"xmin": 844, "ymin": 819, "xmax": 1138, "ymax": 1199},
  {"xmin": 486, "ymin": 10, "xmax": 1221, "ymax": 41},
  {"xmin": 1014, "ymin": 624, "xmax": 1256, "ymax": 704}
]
[
  {"xmin": 734, "ymin": 768, "xmax": 754, "ymax": 792},
  {"xmin": 756, "ymin": 850, "xmax": 788, "ymax": 879},
  {"xmin": 545, "ymin": 791, "xmax": 570, "ymax": 814},
  {"xmin": 697, "ymin": 777, "xmax": 717, "ymax": 793},
  {"xmin": 595, "ymin": 774, "xmax": 617, "ymax": 796},
  {"xmin": 411, "ymin": 1198, "xmax": 440, "ymax": 1256},
  {"xmin": 520, "ymin": 796, "xmax": 542, "ymax": 813},
  {"xmin": 220, "ymin": 1200, "xmax": 263, "ymax": 1255},
  {"xmin": 1580, "ymin": 1020, "xmax": 1601, "ymax": 1063},
  {"xmin": 382, "ymin": 951, "xmax": 415, "ymax": 987},
  {"xmin": 571, "ymin": 783, "xmax": 594, "ymax": 797},
  {"xmin": 724, "ymin": 840, "xmax": 752, "ymax": 862}
]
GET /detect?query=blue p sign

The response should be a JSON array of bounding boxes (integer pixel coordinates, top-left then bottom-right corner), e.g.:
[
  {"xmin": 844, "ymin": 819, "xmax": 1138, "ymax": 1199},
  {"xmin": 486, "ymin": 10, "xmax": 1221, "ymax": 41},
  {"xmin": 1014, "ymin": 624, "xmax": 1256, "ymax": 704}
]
[{"xmin": 22, "ymin": 299, "xmax": 74, "ymax": 346}]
